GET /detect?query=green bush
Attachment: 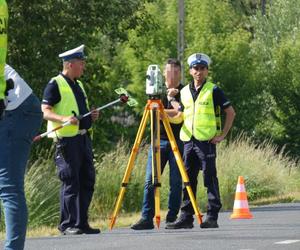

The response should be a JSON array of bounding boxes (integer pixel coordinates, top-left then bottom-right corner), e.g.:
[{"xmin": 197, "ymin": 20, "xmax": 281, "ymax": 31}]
[{"xmin": 216, "ymin": 134, "xmax": 300, "ymax": 210}]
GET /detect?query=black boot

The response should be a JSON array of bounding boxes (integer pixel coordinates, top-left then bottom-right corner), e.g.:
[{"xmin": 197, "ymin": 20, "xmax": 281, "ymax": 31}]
[
  {"xmin": 165, "ymin": 217, "xmax": 193, "ymax": 229},
  {"xmin": 81, "ymin": 226, "xmax": 101, "ymax": 234},
  {"xmin": 131, "ymin": 218, "xmax": 154, "ymax": 230},
  {"xmin": 200, "ymin": 218, "xmax": 219, "ymax": 228}
]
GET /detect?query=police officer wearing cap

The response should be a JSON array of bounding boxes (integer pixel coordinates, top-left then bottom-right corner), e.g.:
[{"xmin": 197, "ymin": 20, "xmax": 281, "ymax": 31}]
[
  {"xmin": 166, "ymin": 53, "xmax": 236, "ymax": 229},
  {"xmin": 41, "ymin": 45, "xmax": 100, "ymax": 235}
]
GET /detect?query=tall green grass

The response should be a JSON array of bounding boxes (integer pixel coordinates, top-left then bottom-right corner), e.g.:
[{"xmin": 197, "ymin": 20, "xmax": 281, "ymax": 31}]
[
  {"xmin": 217, "ymin": 135, "xmax": 300, "ymax": 209},
  {"xmin": 24, "ymin": 144, "xmax": 60, "ymax": 228},
  {"xmin": 90, "ymin": 140, "xmax": 148, "ymax": 220},
  {"xmin": 1, "ymin": 135, "xmax": 299, "ymax": 230}
]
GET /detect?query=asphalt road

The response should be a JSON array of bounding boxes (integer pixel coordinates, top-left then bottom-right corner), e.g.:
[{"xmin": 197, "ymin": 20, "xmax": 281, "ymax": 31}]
[{"xmin": 1, "ymin": 203, "xmax": 300, "ymax": 250}]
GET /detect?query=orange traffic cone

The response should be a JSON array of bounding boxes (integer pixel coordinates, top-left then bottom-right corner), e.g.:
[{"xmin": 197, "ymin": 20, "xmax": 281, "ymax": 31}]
[{"xmin": 230, "ymin": 176, "xmax": 253, "ymax": 219}]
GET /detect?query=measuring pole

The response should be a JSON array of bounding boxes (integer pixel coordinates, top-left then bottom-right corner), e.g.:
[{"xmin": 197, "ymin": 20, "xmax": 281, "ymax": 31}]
[{"xmin": 177, "ymin": 0, "xmax": 185, "ymax": 83}]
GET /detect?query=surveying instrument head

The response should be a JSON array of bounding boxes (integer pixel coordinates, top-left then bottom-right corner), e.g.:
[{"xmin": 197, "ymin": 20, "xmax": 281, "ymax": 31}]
[{"xmin": 145, "ymin": 64, "xmax": 165, "ymax": 99}]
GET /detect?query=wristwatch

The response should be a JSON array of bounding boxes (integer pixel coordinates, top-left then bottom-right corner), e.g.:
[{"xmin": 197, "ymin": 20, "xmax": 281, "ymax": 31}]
[{"xmin": 167, "ymin": 96, "xmax": 176, "ymax": 102}]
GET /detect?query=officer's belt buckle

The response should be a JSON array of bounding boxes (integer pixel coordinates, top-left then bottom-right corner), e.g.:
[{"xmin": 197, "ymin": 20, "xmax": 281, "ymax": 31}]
[{"xmin": 78, "ymin": 129, "xmax": 87, "ymax": 135}]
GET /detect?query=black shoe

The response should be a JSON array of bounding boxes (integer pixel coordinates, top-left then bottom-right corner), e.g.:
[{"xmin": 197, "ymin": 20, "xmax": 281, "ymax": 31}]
[
  {"xmin": 62, "ymin": 227, "xmax": 83, "ymax": 235},
  {"xmin": 200, "ymin": 218, "xmax": 219, "ymax": 228},
  {"xmin": 81, "ymin": 226, "xmax": 101, "ymax": 234},
  {"xmin": 165, "ymin": 218, "xmax": 193, "ymax": 229},
  {"xmin": 166, "ymin": 217, "xmax": 177, "ymax": 223},
  {"xmin": 165, "ymin": 217, "xmax": 177, "ymax": 229},
  {"xmin": 131, "ymin": 218, "xmax": 154, "ymax": 230},
  {"xmin": 165, "ymin": 217, "xmax": 176, "ymax": 229}
]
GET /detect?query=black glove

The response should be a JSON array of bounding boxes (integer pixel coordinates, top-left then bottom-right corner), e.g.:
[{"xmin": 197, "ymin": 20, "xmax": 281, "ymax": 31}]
[
  {"xmin": 5, "ymin": 78, "xmax": 14, "ymax": 96},
  {"xmin": 0, "ymin": 79, "xmax": 14, "ymax": 120},
  {"xmin": 0, "ymin": 99, "xmax": 5, "ymax": 120}
]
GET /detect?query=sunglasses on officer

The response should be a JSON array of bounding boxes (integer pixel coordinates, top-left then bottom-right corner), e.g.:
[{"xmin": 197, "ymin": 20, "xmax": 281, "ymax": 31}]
[{"xmin": 191, "ymin": 64, "xmax": 207, "ymax": 71}]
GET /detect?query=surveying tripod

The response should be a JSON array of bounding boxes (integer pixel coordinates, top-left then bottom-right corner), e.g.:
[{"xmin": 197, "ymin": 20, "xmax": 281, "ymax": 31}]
[{"xmin": 109, "ymin": 98, "xmax": 202, "ymax": 230}]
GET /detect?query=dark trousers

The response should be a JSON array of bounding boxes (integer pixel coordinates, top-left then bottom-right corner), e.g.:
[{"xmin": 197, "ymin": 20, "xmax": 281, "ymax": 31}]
[
  {"xmin": 54, "ymin": 134, "xmax": 95, "ymax": 231},
  {"xmin": 0, "ymin": 94, "xmax": 42, "ymax": 250},
  {"xmin": 141, "ymin": 139, "xmax": 183, "ymax": 221},
  {"xmin": 181, "ymin": 137, "xmax": 222, "ymax": 221}
]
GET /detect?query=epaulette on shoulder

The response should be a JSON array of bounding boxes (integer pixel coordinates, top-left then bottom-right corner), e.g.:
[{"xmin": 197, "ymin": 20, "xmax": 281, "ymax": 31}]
[{"xmin": 49, "ymin": 78, "xmax": 57, "ymax": 85}]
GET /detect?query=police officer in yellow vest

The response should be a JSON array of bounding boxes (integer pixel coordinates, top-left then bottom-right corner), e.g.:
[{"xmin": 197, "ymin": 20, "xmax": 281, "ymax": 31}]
[
  {"xmin": 166, "ymin": 53, "xmax": 235, "ymax": 229},
  {"xmin": 41, "ymin": 45, "xmax": 100, "ymax": 235},
  {"xmin": 0, "ymin": 0, "xmax": 8, "ymax": 119}
]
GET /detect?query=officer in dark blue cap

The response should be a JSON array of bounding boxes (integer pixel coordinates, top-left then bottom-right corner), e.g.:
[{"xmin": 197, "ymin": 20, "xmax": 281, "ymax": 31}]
[
  {"xmin": 166, "ymin": 52, "xmax": 236, "ymax": 229},
  {"xmin": 41, "ymin": 44, "xmax": 100, "ymax": 235}
]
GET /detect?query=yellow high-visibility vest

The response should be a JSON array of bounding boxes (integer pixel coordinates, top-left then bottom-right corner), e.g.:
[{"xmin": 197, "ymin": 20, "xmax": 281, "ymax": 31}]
[
  {"xmin": 180, "ymin": 82, "xmax": 221, "ymax": 141},
  {"xmin": 47, "ymin": 74, "xmax": 90, "ymax": 138},
  {"xmin": 0, "ymin": 0, "xmax": 8, "ymax": 99}
]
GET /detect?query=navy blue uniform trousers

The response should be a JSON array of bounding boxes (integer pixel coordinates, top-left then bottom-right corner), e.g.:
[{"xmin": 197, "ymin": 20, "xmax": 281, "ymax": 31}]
[
  {"xmin": 54, "ymin": 133, "xmax": 95, "ymax": 231},
  {"xmin": 181, "ymin": 137, "xmax": 222, "ymax": 222}
]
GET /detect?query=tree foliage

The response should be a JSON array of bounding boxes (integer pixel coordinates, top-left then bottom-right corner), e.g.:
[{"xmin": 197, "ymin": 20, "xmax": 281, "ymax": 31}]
[
  {"xmin": 250, "ymin": 0, "xmax": 300, "ymax": 155},
  {"xmin": 5, "ymin": 0, "xmax": 300, "ymax": 158},
  {"xmin": 7, "ymin": 0, "xmax": 154, "ymax": 150}
]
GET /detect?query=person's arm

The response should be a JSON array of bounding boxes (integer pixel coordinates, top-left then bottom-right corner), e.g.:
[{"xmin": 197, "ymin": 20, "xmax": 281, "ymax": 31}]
[
  {"xmin": 164, "ymin": 107, "xmax": 179, "ymax": 117},
  {"xmin": 210, "ymin": 106, "xmax": 235, "ymax": 144},
  {"xmin": 41, "ymin": 104, "xmax": 78, "ymax": 125},
  {"xmin": 164, "ymin": 99, "xmax": 183, "ymax": 124},
  {"xmin": 166, "ymin": 87, "xmax": 182, "ymax": 116},
  {"xmin": 165, "ymin": 86, "xmax": 184, "ymax": 123},
  {"xmin": 163, "ymin": 108, "xmax": 182, "ymax": 124}
]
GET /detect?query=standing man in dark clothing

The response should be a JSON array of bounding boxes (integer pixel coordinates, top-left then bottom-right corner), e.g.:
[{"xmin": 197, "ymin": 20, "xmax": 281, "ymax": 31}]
[
  {"xmin": 131, "ymin": 59, "xmax": 184, "ymax": 230},
  {"xmin": 166, "ymin": 53, "xmax": 235, "ymax": 229},
  {"xmin": 41, "ymin": 44, "xmax": 100, "ymax": 235}
]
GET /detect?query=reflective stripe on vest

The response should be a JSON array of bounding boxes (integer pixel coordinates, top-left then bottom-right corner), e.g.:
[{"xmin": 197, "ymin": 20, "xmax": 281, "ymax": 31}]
[
  {"xmin": 180, "ymin": 82, "xmax": 221, "ymax": 141},
  {"xmin": 0, "ymin": 0, "xmax": 8, "ymax": 99},
  {"xmin": 47, "ymin": 75, "xmax": 89, "ymax": 138}
]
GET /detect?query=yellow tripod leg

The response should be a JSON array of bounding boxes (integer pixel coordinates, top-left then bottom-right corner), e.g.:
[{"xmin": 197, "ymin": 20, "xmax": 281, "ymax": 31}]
[
  {"xmin": 154, "ymin": 187, "xmax": 161, "ymax": 228},
  {"xmin": 150, "ymin": 107, "xmax": 161, "ymax": 228},
  {"xmin": 109, "ymin": 108, "xmax": 150, "ymax": 230},
  {"xmin": 161, "ymin": 111, "xmax": 203, "ymax": 224}
]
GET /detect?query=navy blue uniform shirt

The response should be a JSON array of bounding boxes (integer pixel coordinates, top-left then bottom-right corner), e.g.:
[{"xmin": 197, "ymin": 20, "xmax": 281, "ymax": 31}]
[{"xmin": 42, "ymin": 73, "xmax": 92, "ymax": 130}]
